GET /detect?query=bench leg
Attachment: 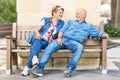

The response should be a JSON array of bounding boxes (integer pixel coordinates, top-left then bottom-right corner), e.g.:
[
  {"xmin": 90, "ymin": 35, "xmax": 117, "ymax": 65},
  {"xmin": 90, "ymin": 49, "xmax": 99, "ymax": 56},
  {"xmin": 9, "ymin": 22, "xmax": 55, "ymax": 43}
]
[
  {"xmin": 6, "ymin": 51, "xmax": 12, "ymax": 75},
  {"xmin": 6, "ymin": 38, "xmax": 12, "ymax": 75},
  {"xmin": 6, "ymin": 70, "xmax": 12, "ymax": 75},
  {"xmin": 12, "ymin": 65, "xmax": 17, "ymax": 72},
  {"xmin": 101, "ymin": 39, "xmax": 107, "ymax": 74},
  {"xmin": 102, "ymin": 69, "xmax": 107, "ymax": 74},
  {"xmin": 101, "ymin": 56, "xmax": 107, "ymax": 75},
  {"xmin": 99, "ymin": 65, "xmax": 107, "ymax": 74},
  {"xmin": 12, "ymin": 53, "xmax": 18, "ymax": 72}
]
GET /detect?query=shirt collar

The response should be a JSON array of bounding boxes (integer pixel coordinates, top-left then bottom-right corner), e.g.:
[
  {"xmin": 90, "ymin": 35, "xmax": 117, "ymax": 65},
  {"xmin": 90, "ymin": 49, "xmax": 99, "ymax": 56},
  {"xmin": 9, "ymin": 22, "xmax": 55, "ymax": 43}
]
[
  {"xmin": 50, "ymin": 17, "xmax": 61, "ymax": 24},
  {"xmin": 75, "ymin": 20, "xmax": 86, "ymax": 23}
]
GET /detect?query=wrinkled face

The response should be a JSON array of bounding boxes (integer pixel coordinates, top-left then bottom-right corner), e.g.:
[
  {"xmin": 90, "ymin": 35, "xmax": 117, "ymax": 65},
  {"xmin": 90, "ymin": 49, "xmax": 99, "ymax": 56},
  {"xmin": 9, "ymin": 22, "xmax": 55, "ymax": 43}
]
[
  {"xmin": 53, "ymin": 9, "xmax": 64, "ymax": 19},
  {"xmin": 75, "ymin": 8, "xmax": 87, "ymax": 21}
]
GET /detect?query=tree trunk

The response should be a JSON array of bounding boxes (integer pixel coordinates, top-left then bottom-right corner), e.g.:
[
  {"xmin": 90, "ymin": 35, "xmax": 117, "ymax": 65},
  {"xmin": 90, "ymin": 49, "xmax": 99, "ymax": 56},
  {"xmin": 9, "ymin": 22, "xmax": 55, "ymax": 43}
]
[
  {"xmin": 111, "ymin": 0, "xmax": 120, "ymax": 28},
  {"xmin": 111, "ymin": 0, "xmax": 116, "ymax": 27}
]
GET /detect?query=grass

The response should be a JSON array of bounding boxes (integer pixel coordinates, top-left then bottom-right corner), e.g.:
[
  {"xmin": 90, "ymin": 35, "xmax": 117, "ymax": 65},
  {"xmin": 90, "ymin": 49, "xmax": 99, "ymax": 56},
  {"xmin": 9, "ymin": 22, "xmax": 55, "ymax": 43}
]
[
  {"xmin": 107, "ymin": 40, "xmax": 118, "ymax": 46},
  {"xmin": 107, "ymin": 40, "xmax": 120, "ymax": 49}
]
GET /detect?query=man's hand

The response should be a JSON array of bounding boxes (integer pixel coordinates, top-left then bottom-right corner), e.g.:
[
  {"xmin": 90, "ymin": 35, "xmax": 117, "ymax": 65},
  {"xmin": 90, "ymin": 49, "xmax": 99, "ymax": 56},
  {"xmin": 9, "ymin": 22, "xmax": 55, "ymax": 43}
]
[
  {"xmin": 102, "ymin": 33, "xmax": 109, "ymax": 40},
  {"xmin": 35, "ymin": 33, "xmax": 41, "ymax": 39},
  {"xmin": 57, "ymin": 38, "xmax": 63, "ymax": 46}
]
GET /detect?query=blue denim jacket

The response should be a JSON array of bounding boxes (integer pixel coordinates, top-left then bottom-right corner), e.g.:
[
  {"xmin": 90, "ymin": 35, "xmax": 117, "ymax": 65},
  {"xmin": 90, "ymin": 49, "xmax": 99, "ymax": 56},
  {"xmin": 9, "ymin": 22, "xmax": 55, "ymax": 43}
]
[
  {"xmin": 60, "ymin": 20, "xmax": 103, "ymax": 43},
  {"xmin": 27, "ymin": 17, "xmax": 64, "ymax": 44}
]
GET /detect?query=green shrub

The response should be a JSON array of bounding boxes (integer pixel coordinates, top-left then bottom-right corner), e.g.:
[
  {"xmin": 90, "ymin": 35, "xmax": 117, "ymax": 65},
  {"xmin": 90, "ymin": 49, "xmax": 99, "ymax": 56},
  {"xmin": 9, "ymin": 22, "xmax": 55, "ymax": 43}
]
[
  {"xmin": 104, "ymin": 24, "xmax": 120, "ymax": 37},
  {"xmin": 0, "ymin": 0, "xmax": 16, "ymax": 24}
]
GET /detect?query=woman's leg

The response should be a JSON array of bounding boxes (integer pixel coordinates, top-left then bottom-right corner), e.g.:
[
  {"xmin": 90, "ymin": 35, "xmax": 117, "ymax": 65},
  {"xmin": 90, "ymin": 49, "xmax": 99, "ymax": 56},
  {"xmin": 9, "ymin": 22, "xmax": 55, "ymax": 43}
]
[{"xmin": 27, "ymin": 39, "xmax": 48, "ymax": 68}]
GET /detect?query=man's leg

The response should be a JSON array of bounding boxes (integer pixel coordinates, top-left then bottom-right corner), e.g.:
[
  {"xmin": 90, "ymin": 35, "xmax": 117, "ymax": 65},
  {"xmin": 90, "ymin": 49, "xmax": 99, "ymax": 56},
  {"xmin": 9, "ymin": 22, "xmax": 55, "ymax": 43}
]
[
  {"xmin": 31, "ymin": 40, "xmax": 62, "ymax": 77},
  {"xmin": 64, "ymin": 39, "xmax": 83, "ymax": 77},
  {"xmin": 39, "ymin": 40, "xmax": 62, "ymax": 68}
]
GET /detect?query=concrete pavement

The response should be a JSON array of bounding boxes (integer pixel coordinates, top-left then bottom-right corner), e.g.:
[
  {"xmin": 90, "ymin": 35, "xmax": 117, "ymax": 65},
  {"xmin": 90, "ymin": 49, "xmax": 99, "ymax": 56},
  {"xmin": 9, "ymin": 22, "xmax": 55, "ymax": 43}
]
[
  {"xmin": 0, "ymin": 70, "xmax": 120, "ymax": 80},
  {"xmin": 0, "ymin": 37, "xmax": 120, "ymax": 80}
]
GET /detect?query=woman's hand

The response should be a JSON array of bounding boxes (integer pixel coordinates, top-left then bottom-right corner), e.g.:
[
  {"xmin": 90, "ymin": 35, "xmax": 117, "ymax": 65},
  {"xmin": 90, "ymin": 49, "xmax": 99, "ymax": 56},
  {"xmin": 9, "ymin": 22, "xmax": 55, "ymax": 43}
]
[
  {"xmin": 34, "ymin": 25, "xmax": 43, "ymax": 39},
  {"xmin": 35, "ymin": 33, "xmax": 41, "ymax": 39}
]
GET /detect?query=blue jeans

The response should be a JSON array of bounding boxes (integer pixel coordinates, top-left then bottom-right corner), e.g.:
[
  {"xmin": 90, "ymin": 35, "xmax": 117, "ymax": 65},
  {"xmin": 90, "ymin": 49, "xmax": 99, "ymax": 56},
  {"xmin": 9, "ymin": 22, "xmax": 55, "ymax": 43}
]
[
  {"xmin": 38, "ymin": 37, "xmax": 83, "ymax": 70},
  {"xmin": 26, "ymin": 38, "xmax": 48, "ymax": 68}
]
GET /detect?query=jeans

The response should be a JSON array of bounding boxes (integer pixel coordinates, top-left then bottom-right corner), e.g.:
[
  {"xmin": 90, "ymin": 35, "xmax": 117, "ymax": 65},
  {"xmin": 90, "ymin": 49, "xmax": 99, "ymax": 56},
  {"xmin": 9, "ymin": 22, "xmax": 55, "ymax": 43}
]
[
  {"xmin": 26, "ymin": 38, "xmax": 48, "ymax": 68},
  {"xmin": 38, "ymin": 37, "xmax": 83, "ymax": 70}
]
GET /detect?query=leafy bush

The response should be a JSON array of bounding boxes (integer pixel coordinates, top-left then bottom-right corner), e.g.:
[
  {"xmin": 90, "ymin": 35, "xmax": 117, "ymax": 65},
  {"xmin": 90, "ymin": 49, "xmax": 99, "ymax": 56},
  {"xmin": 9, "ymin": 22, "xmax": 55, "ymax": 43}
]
[
  {"xmin": 0, "ymin": 0, "xmax": 16, "ymax": 24},
  {"xmin": 104, "ymin": 24, "xmax": 120, "ymax": 37}
]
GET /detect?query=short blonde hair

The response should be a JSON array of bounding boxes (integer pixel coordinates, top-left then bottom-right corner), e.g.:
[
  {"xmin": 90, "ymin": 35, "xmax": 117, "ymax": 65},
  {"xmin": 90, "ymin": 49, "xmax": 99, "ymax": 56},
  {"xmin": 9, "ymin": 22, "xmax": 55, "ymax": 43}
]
[{"xmin": 51, "ymin": 5, "xmax": 64, "ymax": 16}]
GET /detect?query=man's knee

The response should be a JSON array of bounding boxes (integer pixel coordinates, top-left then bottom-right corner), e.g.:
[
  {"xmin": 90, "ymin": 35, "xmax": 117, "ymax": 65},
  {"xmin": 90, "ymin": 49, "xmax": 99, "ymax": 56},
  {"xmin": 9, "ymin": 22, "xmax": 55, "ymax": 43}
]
[{"xmin": 75, "ymin": 43, "xmax": 83, "ymax": 50}]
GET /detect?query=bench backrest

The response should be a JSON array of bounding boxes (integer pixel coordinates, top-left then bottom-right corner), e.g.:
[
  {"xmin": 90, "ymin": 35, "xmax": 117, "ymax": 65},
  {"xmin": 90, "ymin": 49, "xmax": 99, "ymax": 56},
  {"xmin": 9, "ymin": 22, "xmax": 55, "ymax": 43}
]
[
  {"xmin": 0, "ymin": 24, "xmax": 12, "ymax": 37},
  {"xmin": 12, "ymin": 22, "xmax": 104, "ymax": 47}
]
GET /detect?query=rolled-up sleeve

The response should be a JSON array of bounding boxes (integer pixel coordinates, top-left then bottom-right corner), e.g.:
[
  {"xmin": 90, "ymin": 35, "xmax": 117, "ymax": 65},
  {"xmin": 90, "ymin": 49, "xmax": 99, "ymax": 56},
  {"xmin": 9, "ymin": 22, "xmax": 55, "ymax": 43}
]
[{"xmin": 89, "ymin": 24, "xmax": 104, "ymax": 38}]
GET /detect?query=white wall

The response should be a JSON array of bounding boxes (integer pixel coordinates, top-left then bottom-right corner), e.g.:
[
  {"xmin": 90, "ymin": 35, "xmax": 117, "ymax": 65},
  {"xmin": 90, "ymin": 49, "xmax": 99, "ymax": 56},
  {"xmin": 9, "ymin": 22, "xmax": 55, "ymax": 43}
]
[{"xmin": 17, "ymin": 0, "xmax": 101, "ymax": 25}]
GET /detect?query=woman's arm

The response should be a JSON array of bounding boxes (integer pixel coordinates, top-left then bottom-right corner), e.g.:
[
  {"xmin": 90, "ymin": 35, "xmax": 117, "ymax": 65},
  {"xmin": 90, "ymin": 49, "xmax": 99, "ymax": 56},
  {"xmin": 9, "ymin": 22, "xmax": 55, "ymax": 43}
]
[
  {"xmin": 34, "ymin": 19, "xmax": 44, "ymax": 39},
  {"xmin": 34, "ymin": 25, "xmax": 43, "ymax": 39}
]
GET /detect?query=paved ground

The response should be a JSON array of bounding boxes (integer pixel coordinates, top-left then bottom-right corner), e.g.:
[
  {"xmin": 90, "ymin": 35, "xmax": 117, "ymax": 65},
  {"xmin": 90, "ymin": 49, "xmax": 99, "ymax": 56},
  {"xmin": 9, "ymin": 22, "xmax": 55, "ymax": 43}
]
[
  {"xmin": 0, "ymin": 70, "xmax": 120, "ymax": 80},
  {"xmin": 0, "ymin": 37, "xmax": 120, "ymax": 80}
]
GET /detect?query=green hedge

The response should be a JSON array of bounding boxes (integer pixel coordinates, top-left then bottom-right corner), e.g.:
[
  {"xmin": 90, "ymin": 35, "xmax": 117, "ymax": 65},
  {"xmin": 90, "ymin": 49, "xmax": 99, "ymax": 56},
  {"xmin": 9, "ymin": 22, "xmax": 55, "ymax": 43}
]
[
  {"xmin": 104, "ymin": 24, "xmax": 120, "ymax": 37},
  {"xmin": 0, "ymin": 0, "xmax": 16, "ymax": 24}
]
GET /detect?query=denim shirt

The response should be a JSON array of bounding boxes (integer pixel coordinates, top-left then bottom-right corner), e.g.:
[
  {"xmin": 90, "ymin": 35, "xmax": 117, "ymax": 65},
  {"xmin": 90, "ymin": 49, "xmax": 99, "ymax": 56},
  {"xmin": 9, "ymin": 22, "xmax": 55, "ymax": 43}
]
[
  {"xmin": 60, "ymin": 20, "xmax": 103, "ymax": 43},
  {"xmin": 27, "ymin": 17, "xmax": 64, "ymax": 44}
]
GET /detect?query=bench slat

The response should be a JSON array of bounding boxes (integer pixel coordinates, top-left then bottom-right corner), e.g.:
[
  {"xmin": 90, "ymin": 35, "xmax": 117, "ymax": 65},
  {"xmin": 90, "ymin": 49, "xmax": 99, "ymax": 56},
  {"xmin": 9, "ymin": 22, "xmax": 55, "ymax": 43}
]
[{"xmin": 12, "ymin": 49, "xmax": 101, "ymax": 53}]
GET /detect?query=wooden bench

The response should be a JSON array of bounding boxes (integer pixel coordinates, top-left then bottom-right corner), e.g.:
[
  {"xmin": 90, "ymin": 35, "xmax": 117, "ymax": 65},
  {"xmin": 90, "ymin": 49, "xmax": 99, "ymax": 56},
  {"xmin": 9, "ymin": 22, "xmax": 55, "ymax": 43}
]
[
  {"xmin": 6, "ymin": 22, "xmax": 107, "ymax": 75},
  {"xmin": 0, "ymin": 24, "xmax": 12, "ymax": 37}
]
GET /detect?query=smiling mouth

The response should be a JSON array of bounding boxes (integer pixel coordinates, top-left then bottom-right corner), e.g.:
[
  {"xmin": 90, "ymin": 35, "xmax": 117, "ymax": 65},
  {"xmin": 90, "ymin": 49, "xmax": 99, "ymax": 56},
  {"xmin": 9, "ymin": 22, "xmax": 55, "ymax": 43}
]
[{"xmin": 76, "ymin": 16, "xmax": 80, "ymax": 18}]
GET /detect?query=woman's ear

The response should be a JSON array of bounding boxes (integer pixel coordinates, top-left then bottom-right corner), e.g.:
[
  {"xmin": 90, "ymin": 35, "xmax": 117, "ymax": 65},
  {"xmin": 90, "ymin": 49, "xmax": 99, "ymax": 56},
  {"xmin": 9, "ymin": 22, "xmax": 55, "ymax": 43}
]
[{"xmin": 53, "ymin": 12, "xmax": 57, "ymax": 16}]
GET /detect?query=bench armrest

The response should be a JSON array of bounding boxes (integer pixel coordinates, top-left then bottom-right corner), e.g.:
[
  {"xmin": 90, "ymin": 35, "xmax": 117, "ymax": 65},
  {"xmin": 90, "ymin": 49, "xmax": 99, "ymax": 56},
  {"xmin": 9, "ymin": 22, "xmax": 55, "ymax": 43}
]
[
  {"xmin": 100, "ymin": 36, "xmax": 107, "ymax": 39},
  {"xmin": 6, "ymin": 36, "xmax": 16, "ymax": 40},
  {"xmin": 6, "ymin": 36, "xmax": 17, "ymax": 49}
]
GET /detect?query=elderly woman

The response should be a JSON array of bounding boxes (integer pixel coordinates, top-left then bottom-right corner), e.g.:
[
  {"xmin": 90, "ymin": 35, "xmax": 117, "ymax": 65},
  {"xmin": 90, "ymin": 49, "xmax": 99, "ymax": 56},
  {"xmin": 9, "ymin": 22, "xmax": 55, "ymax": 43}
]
[{"xmin": 21, "ymin": 5, "xmax": 64, "ymax": 76}]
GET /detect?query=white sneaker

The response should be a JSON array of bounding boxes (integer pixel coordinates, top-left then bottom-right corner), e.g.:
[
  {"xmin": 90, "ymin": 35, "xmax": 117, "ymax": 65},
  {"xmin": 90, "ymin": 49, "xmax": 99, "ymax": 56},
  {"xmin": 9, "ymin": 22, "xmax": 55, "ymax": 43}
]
[
  {"xmin": 32, "ymin": 56, "xmax": 39, "ymax": 65},
  {"xmin": 21, "ymin": 66, "xmax": 30, "ymax": 76}
]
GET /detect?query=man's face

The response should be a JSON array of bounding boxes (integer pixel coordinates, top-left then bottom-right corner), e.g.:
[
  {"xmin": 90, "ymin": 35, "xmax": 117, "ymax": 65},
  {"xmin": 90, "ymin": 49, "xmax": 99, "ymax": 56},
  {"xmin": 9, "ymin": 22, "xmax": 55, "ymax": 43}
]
[
  {"xmin": 75, "ymin": 8, "xmax": 86, "ymax": 21},
  {"xmin": 75, "ymin": 10, "xmax": 81, "ymax": 20}
]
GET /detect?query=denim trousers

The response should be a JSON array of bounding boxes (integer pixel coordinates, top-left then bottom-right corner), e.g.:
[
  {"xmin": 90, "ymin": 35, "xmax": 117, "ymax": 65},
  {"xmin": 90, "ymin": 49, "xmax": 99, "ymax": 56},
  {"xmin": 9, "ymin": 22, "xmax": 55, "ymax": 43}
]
[
  {"xmin": 26, "ymin": 38, "xmax": 48, "ymax": 68},
  {"xmin": 38, "ymin": 37, "xmax": 84, "ymax": 70}
]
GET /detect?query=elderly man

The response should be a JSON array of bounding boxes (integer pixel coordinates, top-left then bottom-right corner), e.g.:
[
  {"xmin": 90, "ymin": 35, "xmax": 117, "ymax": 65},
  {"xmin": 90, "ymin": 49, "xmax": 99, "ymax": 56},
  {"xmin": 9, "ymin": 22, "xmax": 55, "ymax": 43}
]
[{"xmin": 31, "ymin": 8, "xmax": 109, "ymax": 78}]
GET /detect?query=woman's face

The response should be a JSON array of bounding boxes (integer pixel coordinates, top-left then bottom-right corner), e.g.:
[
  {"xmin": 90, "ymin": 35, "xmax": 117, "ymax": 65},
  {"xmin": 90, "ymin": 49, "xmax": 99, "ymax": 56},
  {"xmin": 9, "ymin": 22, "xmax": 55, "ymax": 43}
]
[{"xmin": 53, "ymin": 9, "xmax": 64, "ymax": 19}]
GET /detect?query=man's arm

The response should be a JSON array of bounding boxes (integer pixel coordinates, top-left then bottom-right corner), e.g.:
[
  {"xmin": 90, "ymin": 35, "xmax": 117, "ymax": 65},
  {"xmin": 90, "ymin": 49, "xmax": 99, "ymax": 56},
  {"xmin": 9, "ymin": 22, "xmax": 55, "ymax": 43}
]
[
  {"xmin": 57, "ymin": 31, "xmax": 63, "ymax": 46},
  {"xmin": 89, "ymin": 24, "xmax": 109, "ymax": 39}
]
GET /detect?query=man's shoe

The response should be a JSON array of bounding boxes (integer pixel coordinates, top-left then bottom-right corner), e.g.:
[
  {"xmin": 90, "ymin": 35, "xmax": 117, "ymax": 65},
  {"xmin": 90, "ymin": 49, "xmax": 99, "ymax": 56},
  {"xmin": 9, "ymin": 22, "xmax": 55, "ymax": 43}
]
[
  {"xmin": 32, "ymin": 56, "xmax": 39, "ymax": 65},
  {"xmin": 31, "ymin": 66, "xmax": 43, "ymax": 77},
  {"xmin": 21, "ymin": 66, "xmax": 30, "ymax": 76},
  {"xmin": 64, "ymin": 67, "xmax": 73, "ymax": 78}
]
